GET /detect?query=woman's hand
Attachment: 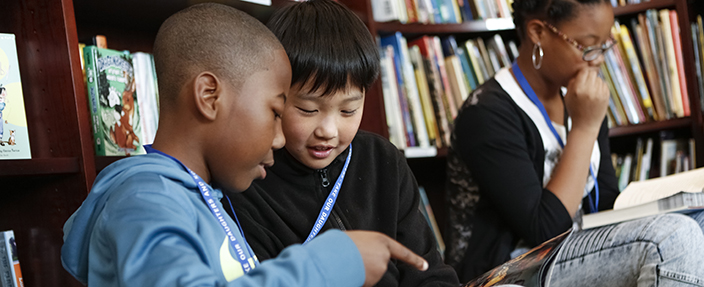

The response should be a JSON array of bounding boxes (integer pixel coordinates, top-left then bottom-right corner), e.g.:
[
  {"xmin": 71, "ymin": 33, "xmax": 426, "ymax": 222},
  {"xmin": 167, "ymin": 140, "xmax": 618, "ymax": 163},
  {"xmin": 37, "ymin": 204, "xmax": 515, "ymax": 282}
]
[{"xmin": 564, "ymin": 67, "xmax": 610, "ymax": 133}]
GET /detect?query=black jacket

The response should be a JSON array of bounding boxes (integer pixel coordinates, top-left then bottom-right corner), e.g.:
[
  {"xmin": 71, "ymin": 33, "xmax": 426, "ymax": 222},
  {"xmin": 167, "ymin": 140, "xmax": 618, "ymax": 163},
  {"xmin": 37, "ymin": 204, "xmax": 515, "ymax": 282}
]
[
  {"xmin": 444, "ymin": 76, "xmax": 620, "ymax": 282},
  {"xmin": 226, "ymin": 130, "xmax": 459, "ymax": 287}
]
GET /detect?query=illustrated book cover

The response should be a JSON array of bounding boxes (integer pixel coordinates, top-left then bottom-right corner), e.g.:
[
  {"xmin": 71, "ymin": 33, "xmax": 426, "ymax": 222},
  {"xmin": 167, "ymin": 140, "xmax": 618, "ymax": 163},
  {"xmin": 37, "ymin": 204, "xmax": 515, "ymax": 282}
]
[
  {"xmin": 0, "ymin": 33, "xmax": 31, "ymax": 160},
  {"xmin": 83, "ymin": 46, "xmax": 144, "ymax": 156}
]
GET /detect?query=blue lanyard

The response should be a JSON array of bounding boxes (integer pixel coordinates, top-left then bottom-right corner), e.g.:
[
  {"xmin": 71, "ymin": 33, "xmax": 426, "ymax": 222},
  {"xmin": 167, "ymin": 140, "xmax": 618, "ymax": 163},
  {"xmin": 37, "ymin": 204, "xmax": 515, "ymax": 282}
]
[
  {"xmin": 511, "ymin": 62, "xmax": 600, "ymax": 214},
  {"xmin": 303, "ymin": 144, "xmax": 352, "ymax": 244},
  {"xmin": 144, "ymin": 145, "xmax": 257, "ymax": 273}
]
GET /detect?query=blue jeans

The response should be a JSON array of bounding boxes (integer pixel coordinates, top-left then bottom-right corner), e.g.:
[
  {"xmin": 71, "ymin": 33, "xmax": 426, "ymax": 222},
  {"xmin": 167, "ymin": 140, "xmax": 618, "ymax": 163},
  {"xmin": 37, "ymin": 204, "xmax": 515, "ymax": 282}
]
[{"xmin": 549, "ymin": 213, "xmax": 704, "ymax": 286}]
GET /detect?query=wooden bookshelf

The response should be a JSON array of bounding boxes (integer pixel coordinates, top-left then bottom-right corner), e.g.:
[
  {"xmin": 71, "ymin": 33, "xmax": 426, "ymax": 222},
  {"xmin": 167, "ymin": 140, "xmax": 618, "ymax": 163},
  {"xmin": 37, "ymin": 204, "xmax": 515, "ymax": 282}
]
[
  {"xmin": 2, "ymin": 0, "xmax": 293, "ymax": 286},
  {"xmin": 0, "ymin": 158, "xmax": 80, "ymax": 177},
  {"xmin": 609, "ymin": 117, "xmax": 693, "ymax": 137},
  {"xmin": 342, "ymin": 0, "xmax": 704, "ymax": 239}
]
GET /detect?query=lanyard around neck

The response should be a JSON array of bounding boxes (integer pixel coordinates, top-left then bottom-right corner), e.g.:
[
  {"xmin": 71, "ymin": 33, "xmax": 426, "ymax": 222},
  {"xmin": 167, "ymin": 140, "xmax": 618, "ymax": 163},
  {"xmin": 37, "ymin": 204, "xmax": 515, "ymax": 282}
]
[
  {"xmin": 303, "ymin": 144, "xmax": 352, "ymax": 244},
  {"xmin": 144, "ymin": 145, "xmax": 257, "ymax": 274},
  {"xmin": 511, "ymin": 62, "xmax": 600, "ymax": 214}
]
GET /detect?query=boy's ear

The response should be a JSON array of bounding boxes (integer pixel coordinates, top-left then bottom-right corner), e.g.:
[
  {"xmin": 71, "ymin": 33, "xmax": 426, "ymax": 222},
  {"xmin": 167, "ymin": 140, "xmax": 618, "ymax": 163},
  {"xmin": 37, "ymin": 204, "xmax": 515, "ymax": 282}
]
[
  {"xmin": 525, "ymin": 19, "xmax": 546, "ymax": 46},
  {"xmin": 192, "ymin": 72, "xmax": 221, "ymax": 121}
]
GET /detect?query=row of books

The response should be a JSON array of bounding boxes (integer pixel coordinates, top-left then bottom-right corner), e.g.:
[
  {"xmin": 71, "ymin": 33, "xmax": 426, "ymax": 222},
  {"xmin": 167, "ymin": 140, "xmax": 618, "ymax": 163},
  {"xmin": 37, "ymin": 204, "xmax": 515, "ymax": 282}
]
[
  {"xmin": 604, "ymin": 9, "xmax": 691, "ymax": 127},
  {"xmin": 0, "ymin": 230, "xmax": 23, "ymax": 287},
  {"xmin": 80, "ymin": 37, "xmax": 160, "ymax": 156},
  {"xmin": 612, "ymin": 135, "xmax": 695, "ymax": 191},
  {"xmin": 371, "ymin": 0, "xmax": 513, "ymax": 24},
  {"xmin": 612, "ymin": 0, "xmax": 650, "ymax": 6},
  {"xmin": 379, "ymin": 32, "xmax": 516, "ymax": 152}
]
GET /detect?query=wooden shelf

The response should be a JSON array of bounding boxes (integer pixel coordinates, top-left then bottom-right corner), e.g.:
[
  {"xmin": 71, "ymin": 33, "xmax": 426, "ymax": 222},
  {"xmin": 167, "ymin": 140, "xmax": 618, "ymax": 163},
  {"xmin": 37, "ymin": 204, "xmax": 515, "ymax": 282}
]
[
  {"xmin": 609, "ymin": 117, "xmax": 692, "ymax": 137},
  {"xmin": 375, "ymin": 17, "xmax": 515, "ymax": 35},
  {"xmin": 0, "ymin": 157, "xmax": 80, "ymax": 176},
  {"xmin": 613, "ymin": 0, "xmax": 676, "ymax": 16}
]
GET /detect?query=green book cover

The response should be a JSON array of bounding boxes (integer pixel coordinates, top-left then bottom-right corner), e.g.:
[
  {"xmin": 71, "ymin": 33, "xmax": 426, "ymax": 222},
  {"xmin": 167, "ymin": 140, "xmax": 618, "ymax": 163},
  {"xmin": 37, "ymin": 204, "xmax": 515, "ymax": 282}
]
[
  {"xmin": 0, "ymin": 33, "xmax": 32, "ymax": 159},
  {"xmin": 84, "ymin": 46, "xmax": 144, "ymax": 156}
]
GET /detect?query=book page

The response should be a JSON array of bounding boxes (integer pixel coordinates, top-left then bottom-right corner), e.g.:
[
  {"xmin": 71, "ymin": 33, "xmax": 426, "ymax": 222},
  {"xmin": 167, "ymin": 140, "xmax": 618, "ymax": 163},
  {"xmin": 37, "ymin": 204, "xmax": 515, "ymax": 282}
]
[{"xmin": 614, "ymin": 167, "xmax": 704, "ymax": 209}]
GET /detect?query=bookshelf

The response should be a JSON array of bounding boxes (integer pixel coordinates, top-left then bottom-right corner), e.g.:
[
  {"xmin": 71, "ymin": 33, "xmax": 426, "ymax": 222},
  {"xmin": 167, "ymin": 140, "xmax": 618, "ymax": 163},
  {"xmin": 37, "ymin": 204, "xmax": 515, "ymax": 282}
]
[
  {"xmin": 0, "ymin": 0, "xmax": 289, "ymax": 286},
  {"xmin": 340, "ymin": 0, "xmax": 704, "ymax": 238}
]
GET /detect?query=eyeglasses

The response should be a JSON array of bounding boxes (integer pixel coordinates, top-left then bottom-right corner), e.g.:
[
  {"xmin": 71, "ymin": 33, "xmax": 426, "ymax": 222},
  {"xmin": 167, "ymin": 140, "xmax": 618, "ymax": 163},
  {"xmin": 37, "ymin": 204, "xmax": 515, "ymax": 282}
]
[{"xmin": 542, "ymin": 21, "xmax": 616, "ymax": 62}]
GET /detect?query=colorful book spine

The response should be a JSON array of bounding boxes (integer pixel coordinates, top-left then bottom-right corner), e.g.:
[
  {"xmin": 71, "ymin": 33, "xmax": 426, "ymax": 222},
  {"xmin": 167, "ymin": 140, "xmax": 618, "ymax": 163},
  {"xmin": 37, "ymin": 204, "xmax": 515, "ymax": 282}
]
[
  {"xmin": 619, "ymin": 25, "xmax": 655, "ymax": 121},
  {"xmin": 380, "ymin": 46, "xmax": 408, "ymax": 149},
  {"xmin": 0, "ymin": 230, "xmax": 23, "ymax": 287},
  {"xmin": 84, "ymin": 46, "xmax": 144, "ymax": 156},
  {"xmin": 669, "ymin": 11, "xmax": 690, "ymax": 117}
]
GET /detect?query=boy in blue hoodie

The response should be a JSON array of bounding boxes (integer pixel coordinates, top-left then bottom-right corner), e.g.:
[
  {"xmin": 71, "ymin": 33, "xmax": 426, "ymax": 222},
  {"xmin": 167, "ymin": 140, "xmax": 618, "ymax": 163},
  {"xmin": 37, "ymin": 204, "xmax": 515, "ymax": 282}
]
[
  {"xmin": 61, "ymin": 3, "xmax": 427, "ymax": 287},
  {"xmin": 226, "ymin": 1, "xmax": 460, "ymax": 286}
]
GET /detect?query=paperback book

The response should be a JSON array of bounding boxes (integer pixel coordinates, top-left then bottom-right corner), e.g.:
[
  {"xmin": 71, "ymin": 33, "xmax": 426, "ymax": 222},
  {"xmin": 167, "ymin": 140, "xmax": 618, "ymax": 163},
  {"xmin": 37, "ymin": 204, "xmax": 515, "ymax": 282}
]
[
  {"xmin": 0, "ymin": 230, "xmax": 23, "ymax": 287},
  {"xmin": 464, "ymin": 229, "xmax": 573, "ymax": 287},
  {"xmin": 83, "ymin": 46, "xmax": 144, "ymax": 156},
  {"xmin": 0, "ymin": 33, "xmax": 31, "ymax": 159}
]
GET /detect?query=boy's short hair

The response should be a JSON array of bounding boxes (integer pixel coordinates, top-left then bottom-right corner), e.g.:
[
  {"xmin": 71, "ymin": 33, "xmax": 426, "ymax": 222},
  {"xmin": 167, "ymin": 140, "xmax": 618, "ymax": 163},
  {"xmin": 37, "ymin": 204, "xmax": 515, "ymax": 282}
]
[
  {"xmin": 267, "ymin": 0, "xmax": 379, "ymax": 96},
  {"xmin": 153, "ymin": 3, "xmax": 282, "ymax": 107}
]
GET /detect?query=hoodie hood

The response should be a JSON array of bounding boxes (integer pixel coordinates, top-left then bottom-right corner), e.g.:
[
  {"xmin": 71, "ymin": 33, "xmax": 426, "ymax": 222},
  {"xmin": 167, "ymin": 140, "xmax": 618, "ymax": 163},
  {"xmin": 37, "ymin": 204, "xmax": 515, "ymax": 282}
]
[{"xmin": 61, "ymin": 154, "xmax": 205, "ymax": 284}]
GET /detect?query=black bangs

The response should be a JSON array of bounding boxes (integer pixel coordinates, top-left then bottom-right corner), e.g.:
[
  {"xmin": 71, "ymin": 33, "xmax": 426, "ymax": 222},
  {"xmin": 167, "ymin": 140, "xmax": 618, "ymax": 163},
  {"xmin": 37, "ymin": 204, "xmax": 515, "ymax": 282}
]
[
  {"xmin": 512, "ymin": 0, "xmax": 609, "ymax": 38},
  {"xmin": 267, "ymin": 0, "xmax": 380, "ymax": 96}
]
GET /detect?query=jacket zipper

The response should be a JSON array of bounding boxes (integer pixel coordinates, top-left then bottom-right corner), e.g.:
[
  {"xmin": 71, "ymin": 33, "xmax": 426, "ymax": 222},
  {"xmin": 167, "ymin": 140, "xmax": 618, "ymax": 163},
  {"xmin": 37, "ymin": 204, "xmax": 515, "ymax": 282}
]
[
  {"xmin": 319, "ymin": 168, "xmax": 346, "ymax": 230},
  {"xmin": 319, "ymin": 169, "xmax": 330, "ymax": 187}
]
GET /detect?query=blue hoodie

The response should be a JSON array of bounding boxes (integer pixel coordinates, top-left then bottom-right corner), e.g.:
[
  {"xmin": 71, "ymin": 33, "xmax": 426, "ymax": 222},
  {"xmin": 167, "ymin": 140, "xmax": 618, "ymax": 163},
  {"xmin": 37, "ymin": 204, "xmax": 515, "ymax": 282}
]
[{"xmin": 62, "ymin": 153, "xmax": 365, "ymax": 286}]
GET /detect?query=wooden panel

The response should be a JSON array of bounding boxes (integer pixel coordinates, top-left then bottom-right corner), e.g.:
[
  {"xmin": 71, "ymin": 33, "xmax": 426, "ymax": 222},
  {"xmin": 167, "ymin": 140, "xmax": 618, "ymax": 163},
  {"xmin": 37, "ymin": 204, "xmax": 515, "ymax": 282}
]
[
  {"xmin": 0, "ymin": 176, "xmax": 85, "ymax": 287},
  {"xmin": 0, "ymin": 158, "xmax": 80, "ymax": 176},
  {"xmin": 609, "ymin": 117, "xmax": 693, "ymax": 137}
]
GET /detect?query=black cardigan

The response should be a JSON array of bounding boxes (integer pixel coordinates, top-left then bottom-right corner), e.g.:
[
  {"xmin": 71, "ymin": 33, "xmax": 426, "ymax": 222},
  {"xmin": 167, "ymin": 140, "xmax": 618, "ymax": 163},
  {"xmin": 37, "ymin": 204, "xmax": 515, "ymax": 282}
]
[
  {"xmin": 226, "ymin": 130, "xmax": 460, "ymax": 287},
  {"xmin": 444, "ymin": 77, "xmax": 620, "ymax": 282}
]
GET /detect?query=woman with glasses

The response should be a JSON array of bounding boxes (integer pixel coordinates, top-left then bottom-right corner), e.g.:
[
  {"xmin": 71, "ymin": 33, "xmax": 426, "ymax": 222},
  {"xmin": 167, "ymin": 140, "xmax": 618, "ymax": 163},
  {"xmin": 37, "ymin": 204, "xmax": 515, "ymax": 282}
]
[{"xmin": 444, "ymin": 0, "xmax": 704, "ymax": 285}]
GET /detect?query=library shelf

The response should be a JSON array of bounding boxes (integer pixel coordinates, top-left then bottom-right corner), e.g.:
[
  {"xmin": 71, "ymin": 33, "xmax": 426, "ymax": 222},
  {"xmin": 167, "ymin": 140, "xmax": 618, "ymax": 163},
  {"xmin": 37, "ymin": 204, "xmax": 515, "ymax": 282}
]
[
  {"xmin": 609, "ymin": 117, "xmax": 694, "ymax": 137},
  {"xmin": 0, "ymin": 157, "xmax": 80, "ymax": 177}
]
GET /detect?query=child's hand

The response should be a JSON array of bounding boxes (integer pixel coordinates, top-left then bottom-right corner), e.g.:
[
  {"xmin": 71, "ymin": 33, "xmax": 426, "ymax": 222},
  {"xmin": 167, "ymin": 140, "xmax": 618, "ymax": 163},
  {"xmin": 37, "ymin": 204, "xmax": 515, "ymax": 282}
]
[
  {"xmin": 564, "ymin": 67, "xmax": 610, "ymax": 133},
  {"xmin": 345, "ymin": 230, "xmax": 428, "ymax": 287}
]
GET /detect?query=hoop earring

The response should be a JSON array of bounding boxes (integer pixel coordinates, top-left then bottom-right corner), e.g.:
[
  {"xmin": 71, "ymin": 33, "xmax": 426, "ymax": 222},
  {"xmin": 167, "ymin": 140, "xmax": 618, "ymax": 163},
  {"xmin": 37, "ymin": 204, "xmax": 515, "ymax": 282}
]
[{"xmin": 532, "ymin": 43, "xmax": 544, "ymax": 70}]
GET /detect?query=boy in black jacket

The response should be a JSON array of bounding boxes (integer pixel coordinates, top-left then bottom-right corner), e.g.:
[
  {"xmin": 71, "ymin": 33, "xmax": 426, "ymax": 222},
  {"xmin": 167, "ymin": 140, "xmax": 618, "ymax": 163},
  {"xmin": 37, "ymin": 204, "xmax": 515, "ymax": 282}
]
[{"xmin": 225, "ymin": 0, "xmax": 460, "ymax": 286}]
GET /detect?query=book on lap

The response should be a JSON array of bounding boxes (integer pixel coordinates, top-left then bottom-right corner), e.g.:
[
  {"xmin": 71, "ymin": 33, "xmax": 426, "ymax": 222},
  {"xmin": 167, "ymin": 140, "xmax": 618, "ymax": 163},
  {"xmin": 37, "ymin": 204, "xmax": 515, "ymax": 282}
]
[{"xmin": 582, "ymin": 167, "xmax": 704, "ymax": 229}]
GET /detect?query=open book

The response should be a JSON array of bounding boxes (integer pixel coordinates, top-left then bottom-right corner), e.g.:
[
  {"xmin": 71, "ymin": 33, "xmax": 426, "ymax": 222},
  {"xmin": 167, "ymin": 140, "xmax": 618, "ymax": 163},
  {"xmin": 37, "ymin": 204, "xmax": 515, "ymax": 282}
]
[
  {"xmin": 464, "ymin": 228, "xmax": 573, "ymax": 287},
  {"xmin": 582, "ymin": 167, "xmax": 704, "ymax": 229}
]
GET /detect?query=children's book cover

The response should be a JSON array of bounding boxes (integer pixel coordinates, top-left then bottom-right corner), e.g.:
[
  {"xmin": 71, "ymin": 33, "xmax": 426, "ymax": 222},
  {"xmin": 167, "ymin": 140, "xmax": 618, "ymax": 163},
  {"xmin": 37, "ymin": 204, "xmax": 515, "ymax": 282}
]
[
  {"xmin": 84, "ymin": 46, "xmax": 144, "ymax": 156},
  {"xmin": 0, "ymin": 33, "xmax": 31, "ymax": 160},
  {"xmin": 464, "ymin": 229, "xmax": 574, "ymax": 287}
]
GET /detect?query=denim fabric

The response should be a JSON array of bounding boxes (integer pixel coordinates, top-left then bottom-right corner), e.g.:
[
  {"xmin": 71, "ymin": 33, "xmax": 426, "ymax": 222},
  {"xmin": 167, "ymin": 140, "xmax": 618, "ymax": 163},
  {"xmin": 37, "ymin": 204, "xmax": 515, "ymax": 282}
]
[{"xmin": 549, "ymin": 214, "xmax": 704, "ymax": 287}]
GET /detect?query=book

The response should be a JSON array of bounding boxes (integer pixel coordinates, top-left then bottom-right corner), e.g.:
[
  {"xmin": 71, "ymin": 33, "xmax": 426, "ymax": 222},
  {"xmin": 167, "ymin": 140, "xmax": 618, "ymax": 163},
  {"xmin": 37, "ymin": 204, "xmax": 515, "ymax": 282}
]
[
  {"xmin": 409, "ymin": 36, "xmax": 452, "ymax": 146},
  {"xmin": 464, "ymin": 228, "xmax": 574, "ymax": 287},
  {"xmin": 409, "ymin": 45, "xmax": 441, "ymax": 147},
  {"xmin": 658, "ymin": 10, "xmax": 683, "ymax": 117},
  {"xmin": 668, "ymin": 11, "xmax": 690, "ymax": 117},
  {"xmin": 83, "ymin": 46, "xmax": 145, "ymax": 156},
  {"xmin": 132, "ymin": 52, "xmax": 159, "ymax": 146},
  {"xmin": 417, "ymin": 187, "xmax": 445, "ymax": 256},
  {"xmin": 382, "ymin": 33, "xmax": 431, "ymax": 148},
  {"xmin": 380, "ymin": 34, "xmax": 420, "ymax": 147},
  {"xmin": 635, "ymin": 15, "xmax": 667, "ymax": 121},
  {"xmin": 0, "ymin": 230, "xmax": 23, "ymax": 287},
  {"xmin": 582, "ymin": 167, "xmax": 704, "ymax": 229},
  {"xmin": 442, "ymin": 36, "xmax": 470, "ymax": 106},
  {"xmin": 0, "ymin": 33, "xmax": 32, "ymax": 160},
  {"xmin": 618, "ymin": 25, "xmax": 655, "ymax": 121},
  {"xmin": 380, "ymin": 45, "xmax": 408, "ymax": 149}
]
